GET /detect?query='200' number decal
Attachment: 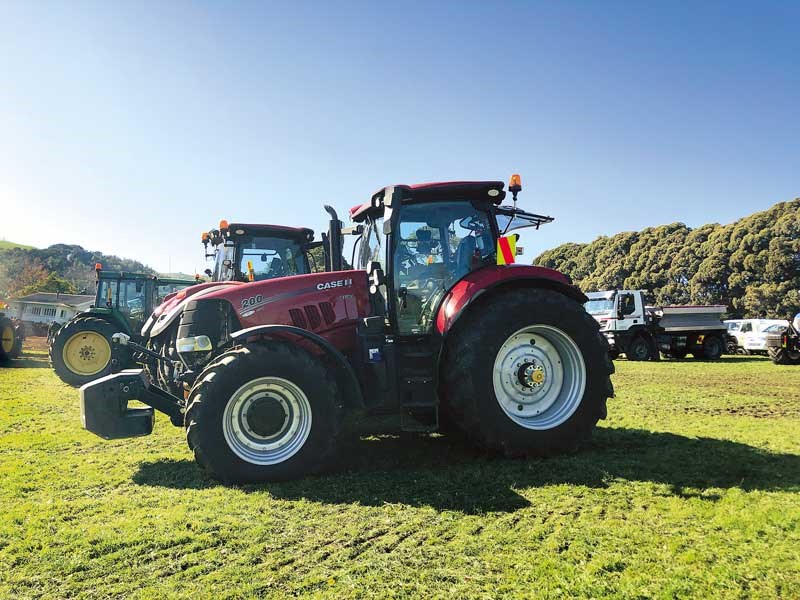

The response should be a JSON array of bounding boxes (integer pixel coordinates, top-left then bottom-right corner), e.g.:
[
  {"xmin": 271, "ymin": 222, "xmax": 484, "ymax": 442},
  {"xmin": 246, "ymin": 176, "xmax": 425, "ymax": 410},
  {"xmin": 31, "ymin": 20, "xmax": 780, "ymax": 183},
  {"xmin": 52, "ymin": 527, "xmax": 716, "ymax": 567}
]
[{"xmin": 241, "ymin": 295, "xmax": 263, "ymax": 309}]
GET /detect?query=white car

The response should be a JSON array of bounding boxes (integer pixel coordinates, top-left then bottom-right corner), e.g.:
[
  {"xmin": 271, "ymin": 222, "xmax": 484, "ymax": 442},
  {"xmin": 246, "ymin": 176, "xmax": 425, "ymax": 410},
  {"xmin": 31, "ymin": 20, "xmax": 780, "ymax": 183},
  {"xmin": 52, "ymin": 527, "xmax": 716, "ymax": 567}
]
[{"xmin": 742, "ymin": 320, "xmax": 790, "ymax": 354}]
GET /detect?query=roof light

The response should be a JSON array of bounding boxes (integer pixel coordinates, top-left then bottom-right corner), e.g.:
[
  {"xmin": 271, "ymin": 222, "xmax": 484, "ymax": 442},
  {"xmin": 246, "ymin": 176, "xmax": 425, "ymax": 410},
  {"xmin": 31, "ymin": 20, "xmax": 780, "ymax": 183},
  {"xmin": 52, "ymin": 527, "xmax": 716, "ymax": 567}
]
[
  {"xmin": 94, "ymin": 263, "xmax": 102, "ymax": 271},
  {"xmin": 201, "ymin": 232, "xmax": 209, "ymax": 242},
  {"xmin": 219, "ymin": 219, "xmax": 229, "ymax": 231},
  {"xmin": 508, "ymin": 174, "xmax": 522, "ymax": 193}
]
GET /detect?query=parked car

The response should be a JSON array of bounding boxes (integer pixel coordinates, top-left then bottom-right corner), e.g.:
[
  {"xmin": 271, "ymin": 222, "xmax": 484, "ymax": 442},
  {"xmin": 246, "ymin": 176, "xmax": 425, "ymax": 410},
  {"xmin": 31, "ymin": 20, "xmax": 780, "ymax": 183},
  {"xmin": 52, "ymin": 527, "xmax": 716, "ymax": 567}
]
[{"xmin": 743, "ymin": 320, "xmax": 790, "ymax": 355}]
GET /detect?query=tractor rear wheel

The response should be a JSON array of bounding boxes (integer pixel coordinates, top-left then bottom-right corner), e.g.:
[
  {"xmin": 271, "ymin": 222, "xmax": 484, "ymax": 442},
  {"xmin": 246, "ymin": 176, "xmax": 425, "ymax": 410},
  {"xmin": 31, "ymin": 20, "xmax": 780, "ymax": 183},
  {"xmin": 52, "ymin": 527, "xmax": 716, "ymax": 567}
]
[
  {"xmin": 0, "ymin": 316, "xmax": 16, "ymax": 363},
  {"xmin": 768, "ymin": 347, "xmax": 800, "ymax": 365},
  {"xmin": 49, "ymin": 317, "xmax": 124, "ymax": 386},
  {"xmin": 185, "ymin": 343, "xmax": 343, "ymax": 483},
  {"xmin": 442, "ymin": 288, "xmax": 614, "ymax": 457}
]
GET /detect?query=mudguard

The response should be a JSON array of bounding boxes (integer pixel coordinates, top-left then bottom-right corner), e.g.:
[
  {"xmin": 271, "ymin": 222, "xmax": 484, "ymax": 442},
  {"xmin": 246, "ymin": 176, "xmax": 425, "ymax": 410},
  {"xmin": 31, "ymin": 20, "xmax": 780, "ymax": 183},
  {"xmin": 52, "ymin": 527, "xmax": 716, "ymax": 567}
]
[{"xmin": 435, "ymin": 265, "xmax": 586, "ymax": 336}]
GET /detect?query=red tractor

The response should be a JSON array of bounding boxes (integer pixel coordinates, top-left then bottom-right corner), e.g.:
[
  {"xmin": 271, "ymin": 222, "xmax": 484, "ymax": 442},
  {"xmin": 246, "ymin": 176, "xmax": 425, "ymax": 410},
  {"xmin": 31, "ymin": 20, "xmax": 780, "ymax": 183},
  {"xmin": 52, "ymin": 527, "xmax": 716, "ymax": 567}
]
[
  {"xmin": 143, "ymin": 219, "xmax": 331, "ymax": 394},
  {"xmin": 81, "ymin": 178, "xmax": 614, "ymax": 483}
]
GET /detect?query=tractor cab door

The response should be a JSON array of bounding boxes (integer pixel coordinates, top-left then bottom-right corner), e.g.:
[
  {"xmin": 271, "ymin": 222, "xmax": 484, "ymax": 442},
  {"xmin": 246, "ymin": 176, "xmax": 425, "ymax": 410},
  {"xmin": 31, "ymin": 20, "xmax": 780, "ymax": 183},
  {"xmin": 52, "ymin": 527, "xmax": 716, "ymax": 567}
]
[
  {"xmin": 117, "ymin": 278, "xmax": 151, "ymax": 333},
  {"xmin": 379, "ymin": 199, "xmax": 496, "ymax": 430},
  {"xmin": 389, "ymin": 201, "xmax": 495, "ymax": 337}
]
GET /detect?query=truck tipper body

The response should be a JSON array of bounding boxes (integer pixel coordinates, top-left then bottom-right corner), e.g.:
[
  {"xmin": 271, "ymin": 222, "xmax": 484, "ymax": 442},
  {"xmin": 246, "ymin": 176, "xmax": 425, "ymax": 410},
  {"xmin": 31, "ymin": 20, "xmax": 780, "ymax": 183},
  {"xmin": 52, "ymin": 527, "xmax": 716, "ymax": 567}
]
[{"xmin": 585, "ymin": 290, "xmax": 727, "ymax": 360}]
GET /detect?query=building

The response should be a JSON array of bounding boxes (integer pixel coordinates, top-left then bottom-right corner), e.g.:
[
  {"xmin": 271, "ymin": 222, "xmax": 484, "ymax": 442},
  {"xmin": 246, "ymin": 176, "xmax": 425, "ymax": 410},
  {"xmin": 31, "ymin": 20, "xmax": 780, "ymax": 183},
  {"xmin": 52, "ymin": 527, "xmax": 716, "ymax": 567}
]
[{"xmin": 9, "ymin": 292, "xmax": 94, "ymax": 335}]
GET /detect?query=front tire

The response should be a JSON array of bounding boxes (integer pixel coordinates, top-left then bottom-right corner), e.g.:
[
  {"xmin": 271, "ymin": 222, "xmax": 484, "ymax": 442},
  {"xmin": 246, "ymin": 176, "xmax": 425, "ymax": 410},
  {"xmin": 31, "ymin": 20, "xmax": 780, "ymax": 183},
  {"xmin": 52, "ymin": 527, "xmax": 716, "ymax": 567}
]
[
  {"xmin": 442, "ymin": 288, "xmax": 614, "ymax": 457},
  {"xmin": 625, "ymin": 335, "xmax": 650, "ymax": 361},
  {"xmin": 185, "ymin": 343, "xmax": 343, "ymax": 483},
  {"xmin": 49, "ymin": 316, "xmax": 126, "ymax": 386}
]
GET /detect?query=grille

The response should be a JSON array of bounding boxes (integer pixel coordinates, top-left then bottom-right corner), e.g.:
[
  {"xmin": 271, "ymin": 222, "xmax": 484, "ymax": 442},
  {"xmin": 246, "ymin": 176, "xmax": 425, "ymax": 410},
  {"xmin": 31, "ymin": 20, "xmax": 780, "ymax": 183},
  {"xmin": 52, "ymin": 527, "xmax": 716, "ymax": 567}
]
[
  {"xmin": 304, "ymin": 305, "xmax": 322, "ymax": 329},
  {"xmin": 288, "ymin": 308, "xmax": 307, "ymax": 329},
  {"xmin": 319, "ymin": 301, "xmax": 335, "ymax": 325}
]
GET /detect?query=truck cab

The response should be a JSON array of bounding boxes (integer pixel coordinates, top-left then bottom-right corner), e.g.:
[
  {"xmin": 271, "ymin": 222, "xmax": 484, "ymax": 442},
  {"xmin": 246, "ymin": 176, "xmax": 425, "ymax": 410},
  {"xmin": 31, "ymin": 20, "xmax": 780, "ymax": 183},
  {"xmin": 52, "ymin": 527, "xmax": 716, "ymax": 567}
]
[{"xmin": 585, "ymin": 290, "xmax": 649, "ymax": 337}]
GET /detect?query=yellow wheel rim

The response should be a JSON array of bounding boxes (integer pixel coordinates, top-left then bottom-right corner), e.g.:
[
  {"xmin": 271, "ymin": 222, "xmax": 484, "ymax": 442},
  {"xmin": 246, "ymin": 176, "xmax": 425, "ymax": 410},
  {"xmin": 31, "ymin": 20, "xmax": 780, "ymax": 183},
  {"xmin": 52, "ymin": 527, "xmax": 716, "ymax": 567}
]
[
  {"xmin": 62, "ymin": 331, "xmax": 111, "ymax": 376},
  {"xmin": 1, "ymin": 325, "xmax": 14, "ymax": 354}
]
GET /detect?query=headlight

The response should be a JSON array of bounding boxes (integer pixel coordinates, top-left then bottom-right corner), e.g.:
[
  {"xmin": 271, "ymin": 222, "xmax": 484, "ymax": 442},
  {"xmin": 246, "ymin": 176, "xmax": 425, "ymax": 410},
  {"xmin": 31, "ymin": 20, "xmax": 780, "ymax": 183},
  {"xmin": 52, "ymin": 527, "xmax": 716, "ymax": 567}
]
[{"xmin": 176, "ymin": 335, "xmax": 213, "ymax": 353}]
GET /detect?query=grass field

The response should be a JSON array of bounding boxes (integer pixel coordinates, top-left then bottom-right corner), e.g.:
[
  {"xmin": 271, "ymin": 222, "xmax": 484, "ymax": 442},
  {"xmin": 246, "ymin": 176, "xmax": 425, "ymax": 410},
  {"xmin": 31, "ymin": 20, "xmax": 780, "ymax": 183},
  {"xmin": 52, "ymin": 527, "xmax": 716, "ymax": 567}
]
[{"xmin": 1, "ymin": 347, "xmax": 799, "ymax": 599}]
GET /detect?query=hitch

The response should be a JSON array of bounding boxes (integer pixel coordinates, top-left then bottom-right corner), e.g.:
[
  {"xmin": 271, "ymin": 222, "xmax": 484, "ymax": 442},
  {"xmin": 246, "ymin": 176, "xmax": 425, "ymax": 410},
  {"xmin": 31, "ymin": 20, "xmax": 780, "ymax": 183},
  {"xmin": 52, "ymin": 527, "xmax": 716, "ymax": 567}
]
[{"xmin": 80, "ymin": 370, "xmax": 184, "ymax": 440}]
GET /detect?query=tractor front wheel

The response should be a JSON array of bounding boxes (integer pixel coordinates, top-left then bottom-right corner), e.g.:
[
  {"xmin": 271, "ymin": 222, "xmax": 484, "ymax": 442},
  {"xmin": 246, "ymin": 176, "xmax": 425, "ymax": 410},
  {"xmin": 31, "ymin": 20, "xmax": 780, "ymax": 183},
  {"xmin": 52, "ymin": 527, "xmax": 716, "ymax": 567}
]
[
  {"xmin": 49, "ymin": 317, "xmax": 124, "ymax": 386},
  {"xmin": 185, "ymin": 343, "xmax": 343, "ymax": 483},
  {"xmin": 442, "ymin": 288, "xmax": 614, "ymax": 457}
]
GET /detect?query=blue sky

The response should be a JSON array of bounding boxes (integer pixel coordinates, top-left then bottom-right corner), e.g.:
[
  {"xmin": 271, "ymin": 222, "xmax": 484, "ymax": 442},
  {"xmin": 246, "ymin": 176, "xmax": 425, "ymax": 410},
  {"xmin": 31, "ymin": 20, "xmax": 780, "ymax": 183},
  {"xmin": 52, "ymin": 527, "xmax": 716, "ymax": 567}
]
[{"xmin": 1, "ymin": 1, "xmax": 798, "ymax": 274}]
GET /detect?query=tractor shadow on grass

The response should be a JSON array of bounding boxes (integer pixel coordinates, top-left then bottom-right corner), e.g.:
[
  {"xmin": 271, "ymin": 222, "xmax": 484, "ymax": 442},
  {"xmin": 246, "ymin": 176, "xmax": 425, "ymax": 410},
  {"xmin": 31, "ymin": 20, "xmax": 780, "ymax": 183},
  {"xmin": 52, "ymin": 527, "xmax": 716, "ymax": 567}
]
[
  {"xmin": 133, "ymin": 427, "xmax": 800, "ymax": 514},
  {"xmin": 1, "ymin": 355, "xmax": 50, "ymax": 368}
]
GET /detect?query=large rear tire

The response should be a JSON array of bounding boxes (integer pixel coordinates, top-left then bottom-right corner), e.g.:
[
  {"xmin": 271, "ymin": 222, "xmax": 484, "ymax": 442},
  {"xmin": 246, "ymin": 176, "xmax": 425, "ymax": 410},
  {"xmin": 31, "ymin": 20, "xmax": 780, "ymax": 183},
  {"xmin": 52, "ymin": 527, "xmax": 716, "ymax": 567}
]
[
  {"xmin": 49, "ymin": 317, "xmax": 126, "ymax": 386},
  {"xmin": 0, "ymin": 316, "xmax": 16, "ymax": 363},
  {"xmin": 768, "ymin": 347, "xmax": 800, "ymax": 365},
  {"xmin": 441, "ymin": 288, "xmax": 614, "ymax": 457},
  {"xmin": 185, "ymin": 343, "xmax": 343, "ymax": 483}
]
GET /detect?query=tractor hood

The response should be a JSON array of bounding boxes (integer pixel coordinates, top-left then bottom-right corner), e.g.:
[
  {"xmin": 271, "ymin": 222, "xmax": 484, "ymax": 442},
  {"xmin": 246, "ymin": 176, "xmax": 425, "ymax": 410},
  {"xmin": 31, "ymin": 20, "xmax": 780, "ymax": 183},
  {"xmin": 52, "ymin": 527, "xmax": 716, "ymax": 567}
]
[{"xmin": 144, "ymin": 281, "xmax": 243, "ymax": 338}]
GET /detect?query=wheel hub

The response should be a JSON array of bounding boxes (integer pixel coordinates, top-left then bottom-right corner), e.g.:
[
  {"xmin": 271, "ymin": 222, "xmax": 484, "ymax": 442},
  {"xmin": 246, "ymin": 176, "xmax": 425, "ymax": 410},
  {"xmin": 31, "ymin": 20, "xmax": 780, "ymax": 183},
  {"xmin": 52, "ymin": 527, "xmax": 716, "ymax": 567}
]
[
  {"xmin": 517, "ymin": 361, "xmax": 546, "ymax": 389},
  {"xmin": 79, "ymin": 345, "xmax": 96, "ymax": 361},
  {"xmin": 245, "ymin": 396, "xmax": 288, "ymax": 438}
]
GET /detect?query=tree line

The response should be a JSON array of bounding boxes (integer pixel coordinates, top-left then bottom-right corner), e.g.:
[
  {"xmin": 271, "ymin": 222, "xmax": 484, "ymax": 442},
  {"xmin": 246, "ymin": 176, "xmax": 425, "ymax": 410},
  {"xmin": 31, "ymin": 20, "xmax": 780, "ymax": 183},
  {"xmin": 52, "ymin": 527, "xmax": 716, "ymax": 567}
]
[{"xmin": 534, "ymin": 199, "xmax": 800, "ymax": 319}]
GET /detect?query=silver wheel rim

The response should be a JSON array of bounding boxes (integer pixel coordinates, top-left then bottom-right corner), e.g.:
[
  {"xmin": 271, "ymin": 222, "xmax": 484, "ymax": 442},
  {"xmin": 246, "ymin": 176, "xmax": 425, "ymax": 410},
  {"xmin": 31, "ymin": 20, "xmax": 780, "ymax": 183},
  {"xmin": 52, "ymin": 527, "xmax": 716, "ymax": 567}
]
[
  {"xmin": 222, "ymin": 377, "xmax": 312, "ymax": 465},
  {"xmin": 492, "ymin": 324, "xmax": 587, "ymax": 430}
]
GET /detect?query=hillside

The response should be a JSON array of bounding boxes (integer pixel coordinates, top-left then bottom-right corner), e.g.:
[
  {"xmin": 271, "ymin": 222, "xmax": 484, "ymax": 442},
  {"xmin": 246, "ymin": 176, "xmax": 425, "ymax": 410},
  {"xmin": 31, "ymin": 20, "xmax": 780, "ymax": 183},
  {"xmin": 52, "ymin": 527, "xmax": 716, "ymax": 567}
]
[
  {"xmin": 534, "ymin": 199, "xmax": 800, "ymax": 319},
  {"xmin": 0, "ymin": 244, "xmax": 155, "ymax": 297},
  {"xmin": 0, "ymin": 240, "xmax": 35, "ymax": 250}
]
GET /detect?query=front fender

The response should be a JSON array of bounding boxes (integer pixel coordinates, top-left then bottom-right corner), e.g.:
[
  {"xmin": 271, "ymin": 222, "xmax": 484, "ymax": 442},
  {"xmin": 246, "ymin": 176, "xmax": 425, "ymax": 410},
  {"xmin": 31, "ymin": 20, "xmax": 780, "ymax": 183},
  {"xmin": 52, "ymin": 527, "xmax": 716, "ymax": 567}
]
[{"xmin": 434, "ymin": 265, "xmax": 585, "ymax": 336}]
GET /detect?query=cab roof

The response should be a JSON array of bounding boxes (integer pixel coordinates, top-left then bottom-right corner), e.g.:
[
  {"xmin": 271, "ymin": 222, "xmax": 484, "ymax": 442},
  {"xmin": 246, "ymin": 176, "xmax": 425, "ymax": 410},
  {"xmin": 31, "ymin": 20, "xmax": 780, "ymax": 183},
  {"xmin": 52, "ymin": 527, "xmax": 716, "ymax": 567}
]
[
  {"xmin": 227, "ymin": 223, "xmax": 314, "ymax": 239},
  {"xmin": 350, "ymin": 181, "xmax": 506, "ymax": 222}
]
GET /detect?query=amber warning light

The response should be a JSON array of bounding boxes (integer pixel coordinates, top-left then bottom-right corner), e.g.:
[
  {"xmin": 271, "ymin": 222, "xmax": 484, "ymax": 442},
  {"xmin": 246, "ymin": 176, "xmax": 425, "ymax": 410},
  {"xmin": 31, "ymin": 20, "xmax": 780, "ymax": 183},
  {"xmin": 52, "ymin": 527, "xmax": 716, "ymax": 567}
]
[
  {"xmin": 219, "ymin": 219, "xmax": 229, "ymax": 231},
  {"xmin": 94, "ymin": 263, "xmax": 103, "ymax": 271}
]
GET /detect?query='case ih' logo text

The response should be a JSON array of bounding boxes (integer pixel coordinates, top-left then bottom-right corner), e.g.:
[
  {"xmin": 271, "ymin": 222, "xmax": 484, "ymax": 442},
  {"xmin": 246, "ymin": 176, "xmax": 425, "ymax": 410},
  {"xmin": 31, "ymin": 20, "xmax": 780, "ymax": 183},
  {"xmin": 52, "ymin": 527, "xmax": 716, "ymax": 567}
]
[{"xmin": 317, "ymin": 278, "xmax": 353, "ymax": 291}]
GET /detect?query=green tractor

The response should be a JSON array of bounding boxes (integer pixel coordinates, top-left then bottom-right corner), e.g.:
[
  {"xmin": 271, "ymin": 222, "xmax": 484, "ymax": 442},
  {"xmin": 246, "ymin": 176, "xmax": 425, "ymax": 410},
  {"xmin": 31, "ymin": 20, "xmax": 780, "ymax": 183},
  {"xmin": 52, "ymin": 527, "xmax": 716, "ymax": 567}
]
[
  {"xmin": 49, "ymin": 266, "xmax": 194, "ymax": 386},
  {"xmin": 0, "ymin": 308, "xmax": 24, "ymax": 363}
]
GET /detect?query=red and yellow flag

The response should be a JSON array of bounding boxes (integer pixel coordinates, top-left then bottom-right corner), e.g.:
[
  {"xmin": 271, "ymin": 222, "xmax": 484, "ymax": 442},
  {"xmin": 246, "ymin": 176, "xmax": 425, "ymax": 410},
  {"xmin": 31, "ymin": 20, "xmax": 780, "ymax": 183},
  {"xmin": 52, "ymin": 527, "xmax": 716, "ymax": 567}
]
[{"xmin": 497, "ymin": 235, "xmax": 516, "ymax": 265}]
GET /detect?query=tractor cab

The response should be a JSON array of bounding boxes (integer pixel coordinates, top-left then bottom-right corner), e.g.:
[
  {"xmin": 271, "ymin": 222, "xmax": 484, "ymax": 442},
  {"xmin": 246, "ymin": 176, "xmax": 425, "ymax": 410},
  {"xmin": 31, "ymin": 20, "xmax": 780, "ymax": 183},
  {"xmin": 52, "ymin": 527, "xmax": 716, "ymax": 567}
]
[
  {"xmin": 350, "ymin": 179, "xmax": 554, "ymax": 337},
  {"xmin": 201, "ymin": 221, "xmax": 321, "ymax": 283},
  {"xmin": 93, "ymin": 267, "xmax": 194, "ymax": 334}
]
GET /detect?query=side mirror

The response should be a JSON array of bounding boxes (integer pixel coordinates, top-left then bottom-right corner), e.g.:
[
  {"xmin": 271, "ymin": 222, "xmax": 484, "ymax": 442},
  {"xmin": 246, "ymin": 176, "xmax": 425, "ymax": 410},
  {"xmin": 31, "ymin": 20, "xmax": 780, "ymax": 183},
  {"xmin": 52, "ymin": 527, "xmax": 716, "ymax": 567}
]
[
  {"xmin": 222, "ymin": 259, "xmax": 232, "ymax": 268},
  {"xmin": 204, "ymin": 269, "xmax": 212, "ymax": 277},
  {"xmin": 516, "ymin": 246, "xmax": 524, "ymax": 256}
]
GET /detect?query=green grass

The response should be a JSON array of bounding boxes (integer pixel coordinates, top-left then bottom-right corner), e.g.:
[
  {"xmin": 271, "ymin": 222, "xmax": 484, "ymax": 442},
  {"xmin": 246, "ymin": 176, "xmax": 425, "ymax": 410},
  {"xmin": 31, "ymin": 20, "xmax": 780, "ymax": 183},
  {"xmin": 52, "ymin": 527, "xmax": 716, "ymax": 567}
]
[
  {"xmin": 0, "ymin": 240, "xmax": 34, "ymax": 250},
  {"xmin": 1, "ymin": 353, "xmax": 799, "ymax": 598}
]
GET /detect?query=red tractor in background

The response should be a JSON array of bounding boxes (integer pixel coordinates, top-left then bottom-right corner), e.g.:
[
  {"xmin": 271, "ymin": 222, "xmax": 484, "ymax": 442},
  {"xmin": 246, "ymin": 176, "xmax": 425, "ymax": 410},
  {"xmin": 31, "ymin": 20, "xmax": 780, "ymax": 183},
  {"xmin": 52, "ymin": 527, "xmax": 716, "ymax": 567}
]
[{"xmin": 81, "ymin": 177, "xmax": 614, "ymax": 483}]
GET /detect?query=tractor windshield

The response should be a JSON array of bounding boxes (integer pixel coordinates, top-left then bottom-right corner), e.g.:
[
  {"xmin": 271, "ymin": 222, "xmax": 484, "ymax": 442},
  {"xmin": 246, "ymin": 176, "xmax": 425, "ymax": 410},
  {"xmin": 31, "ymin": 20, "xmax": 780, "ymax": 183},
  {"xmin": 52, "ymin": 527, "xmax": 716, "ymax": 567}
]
[{"xmin": 237, "ymin": 236, "xmax": 309, "ymax": 281}]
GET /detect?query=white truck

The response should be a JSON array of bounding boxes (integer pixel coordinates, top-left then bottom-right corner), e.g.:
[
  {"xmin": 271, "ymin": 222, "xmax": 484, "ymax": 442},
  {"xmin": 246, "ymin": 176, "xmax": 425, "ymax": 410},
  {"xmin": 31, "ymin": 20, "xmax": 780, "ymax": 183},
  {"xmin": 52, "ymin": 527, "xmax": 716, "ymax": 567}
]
[{"xmin": 585, "ymin": 290, "xmax": 728, "ymax": 361}]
